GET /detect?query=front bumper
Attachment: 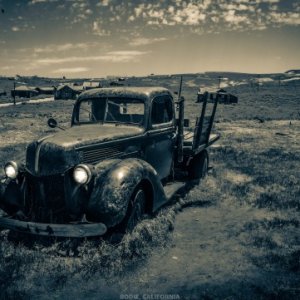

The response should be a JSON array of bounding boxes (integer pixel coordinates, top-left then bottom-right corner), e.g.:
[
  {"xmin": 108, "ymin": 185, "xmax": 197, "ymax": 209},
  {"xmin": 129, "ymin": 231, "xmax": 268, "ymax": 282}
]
[{"xmin": 0, "ymin": 216, "xmax": 107, "ymax": 238}]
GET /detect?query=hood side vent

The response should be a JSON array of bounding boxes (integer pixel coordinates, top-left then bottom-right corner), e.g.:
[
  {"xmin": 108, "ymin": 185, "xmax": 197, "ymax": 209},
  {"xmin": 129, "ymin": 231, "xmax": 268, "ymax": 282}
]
[{"xmin": 80, "ymin": 144, "xmax": 124, "ymax": 164}]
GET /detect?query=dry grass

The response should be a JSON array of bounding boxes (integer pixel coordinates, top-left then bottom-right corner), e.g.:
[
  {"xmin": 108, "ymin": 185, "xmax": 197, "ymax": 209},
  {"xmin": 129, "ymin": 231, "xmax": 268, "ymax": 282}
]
[{"xmin": 0, "ymin": 76, "xmax": 299, "ymax": 298}]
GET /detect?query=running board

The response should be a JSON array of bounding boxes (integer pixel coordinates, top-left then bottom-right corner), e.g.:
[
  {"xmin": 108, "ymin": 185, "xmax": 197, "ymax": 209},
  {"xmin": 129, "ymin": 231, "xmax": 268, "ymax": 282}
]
[
  {"xmin": 0, "ymin": 217, "xmax": 107, "ymax": 238},
  {"xmin": 163, "ymin": 181, "xmax": 186, "ymax": 201}
]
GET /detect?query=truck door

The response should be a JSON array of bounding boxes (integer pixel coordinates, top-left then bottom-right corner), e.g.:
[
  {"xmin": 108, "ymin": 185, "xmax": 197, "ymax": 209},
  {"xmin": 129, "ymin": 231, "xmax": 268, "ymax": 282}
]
[{"xmin": 144, "ymin": 95, "xmax": 176, "ymax": 180}]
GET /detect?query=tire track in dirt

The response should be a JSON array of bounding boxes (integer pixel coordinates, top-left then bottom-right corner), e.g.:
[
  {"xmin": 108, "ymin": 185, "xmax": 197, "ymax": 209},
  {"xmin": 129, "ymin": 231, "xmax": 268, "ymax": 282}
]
[
  {"xmin": 112, "ymin": 201, "xmax": 299, "ymax": 299},
  {"xmin": 116, "ymin": 204, "xmax": 255, "ymax": 297}
]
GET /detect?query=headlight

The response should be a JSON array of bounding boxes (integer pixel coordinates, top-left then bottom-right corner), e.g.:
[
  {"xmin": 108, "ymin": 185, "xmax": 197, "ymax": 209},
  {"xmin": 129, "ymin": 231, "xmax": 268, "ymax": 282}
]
[
  {"xmin": 4, "ymin": 161, "xmax": 18, "ymax": 179},
  {"xmin": 73, "ymin": 164, "xmax": 92, "ymax": 185}
]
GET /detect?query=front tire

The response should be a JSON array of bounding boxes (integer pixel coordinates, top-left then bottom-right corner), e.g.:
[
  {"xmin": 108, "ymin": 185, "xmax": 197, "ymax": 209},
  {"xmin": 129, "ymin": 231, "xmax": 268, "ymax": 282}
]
[
  {"xmin": 188, "ymin": 151, "xmax": 208, "ymax": 180},
  {"xmin": 125, "ymin": 187, "xmax": 146, "ymax": 232}
]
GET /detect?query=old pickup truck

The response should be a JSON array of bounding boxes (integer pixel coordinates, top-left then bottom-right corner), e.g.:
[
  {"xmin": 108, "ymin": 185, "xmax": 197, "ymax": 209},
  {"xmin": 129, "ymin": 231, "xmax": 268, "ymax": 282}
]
[{"xmin": 0, "ymin": 85, "xmax": 235, "ymax": 238}]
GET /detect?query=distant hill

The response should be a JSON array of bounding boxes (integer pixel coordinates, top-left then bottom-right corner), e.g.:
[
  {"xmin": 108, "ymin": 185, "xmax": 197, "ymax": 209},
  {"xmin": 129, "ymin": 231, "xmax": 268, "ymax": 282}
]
[{"xmin": 285, "ymin": 69, "xmax": 300, "ymax": 75}]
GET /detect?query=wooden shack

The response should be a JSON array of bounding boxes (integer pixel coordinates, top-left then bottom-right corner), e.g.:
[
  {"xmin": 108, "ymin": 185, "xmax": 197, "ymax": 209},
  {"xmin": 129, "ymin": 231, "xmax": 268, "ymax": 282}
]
[
  {"xmin": 83, "ymin": 81, "xmax": 101, "ymax": 90},
  {"xmin": 35, "ymin": 86, "xmax": 55, "ymax": 95},
  {"xmin": 54, "ymin": 85, "xmax": 81, "ymax": 100},
  {"xmin": 110, "ymin": 81, "xmax": 124, "ymax": 87},
  {"xmin": 11, "ymin": 85, "xmax": 39, "ymax": 98}
]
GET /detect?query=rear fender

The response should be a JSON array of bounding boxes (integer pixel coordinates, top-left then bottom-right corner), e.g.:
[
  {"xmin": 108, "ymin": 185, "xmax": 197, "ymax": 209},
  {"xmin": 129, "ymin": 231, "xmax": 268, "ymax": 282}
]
[{"xmin": 87, "ymin": 158, "xmax": 166, "ymax": 228}]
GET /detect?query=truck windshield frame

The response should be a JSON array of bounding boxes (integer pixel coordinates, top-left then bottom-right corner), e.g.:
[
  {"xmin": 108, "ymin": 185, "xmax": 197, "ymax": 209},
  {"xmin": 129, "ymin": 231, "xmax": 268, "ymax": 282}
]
[{"xmin": 74, "ymin": 97, "xmax": 145, "ymax": 127}]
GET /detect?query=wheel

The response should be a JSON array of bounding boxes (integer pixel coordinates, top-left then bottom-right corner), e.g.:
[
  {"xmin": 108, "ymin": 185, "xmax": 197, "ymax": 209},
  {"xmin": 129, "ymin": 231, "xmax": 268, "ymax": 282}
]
[
  {"xmin": 125, "ymin": 187, "xmax": 146, "ymax": 232},
  {"xmin": 107, "ymin": 186, "xmax": 147, "ymax": 243},
  {"xmin": 188, "ymin": 151, "xmax": 208, "ymax": 180}
]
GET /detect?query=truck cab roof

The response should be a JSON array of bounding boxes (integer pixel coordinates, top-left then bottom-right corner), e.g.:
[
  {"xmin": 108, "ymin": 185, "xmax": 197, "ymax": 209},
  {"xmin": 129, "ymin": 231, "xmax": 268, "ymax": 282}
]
[{"xmin": 77, "ymin": 86, "xmax": 173, "ymax": 103}]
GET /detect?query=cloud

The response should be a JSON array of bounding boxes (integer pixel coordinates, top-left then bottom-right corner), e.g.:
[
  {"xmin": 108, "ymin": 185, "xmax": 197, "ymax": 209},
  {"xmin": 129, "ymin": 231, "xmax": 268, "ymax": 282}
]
[
  {"xmin": 96, "ymin": 0, "xmax": 110, "ymax": 7},
  {"xmin": 33, "ymin": 43, "xmax": 93, "ymax": 53},
  {"xmin": 132, "ymin": 2, "xmax": 209, "ymax": 26},
  {"xmin": 1, "ymin": 66, "xmax": 14, "ymax": 71},
  {"xmin": 108, "ymin": 50, "xmax": 147, "ymax": 56},
  {"xmin": 92, "ymin": 21, "xmax": 111, "ymax": 36},
  {"xmin": 35, "ymin": 51, "xmax": 148, "ymax": 65},
  {"xmin": 129, "ymin": 37, "xmax": 167, "ymax": 46},
  {"xmin": 126, "ymin": 0, "xmax": 300, "ymax": 34},
  {"xmin": 29, "ymin": 0, "xmax": 58, "ymax": 5},
  {"xmin": 223, "ymin": 10, "xmax": 248, "ymax": 24},
  {"xmin": 69, "ymin": 0, "xmax": 94, "ymax": 24},
  {"xmin": 171, "ymin": 3, "xmax": 207, "ymax": 25},
  {"xmin": 52, "ymin": 67, "xmax": 90, "ymax": 74},
  {"xmin": 269, "ymin": 12, "xmax": 300, "ymax": 26},
  {"xmin": 11, "ymin": 26, "xmax": 20, "ymax": 32},
  {"xmin": 25, "ymin": 0, "xmax": 299, "ymax": 38}
]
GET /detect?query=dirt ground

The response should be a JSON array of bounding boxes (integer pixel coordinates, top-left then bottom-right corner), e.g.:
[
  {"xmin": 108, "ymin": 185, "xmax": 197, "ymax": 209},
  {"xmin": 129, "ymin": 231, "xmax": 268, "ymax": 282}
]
[{"xmin": 0, "ymin": 80, "xmax": 299, "ymax": 299}]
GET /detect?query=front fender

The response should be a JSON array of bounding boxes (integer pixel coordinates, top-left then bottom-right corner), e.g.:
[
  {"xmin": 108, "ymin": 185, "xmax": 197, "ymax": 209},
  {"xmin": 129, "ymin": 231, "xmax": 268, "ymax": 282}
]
[
  {"xmin": 0, "ymin": 177, "xmax": 24, "ymax": 215},
  {"xmin": 87, "ymin": 158, "xmax": 166, "ymax": 228}
]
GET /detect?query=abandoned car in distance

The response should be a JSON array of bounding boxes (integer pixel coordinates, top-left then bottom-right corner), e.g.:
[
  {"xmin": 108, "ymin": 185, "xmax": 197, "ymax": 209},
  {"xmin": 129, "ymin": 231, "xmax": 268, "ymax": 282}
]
[{"xmin": 0, "ymin": 86, "xmax": 232, "ymax": 238}]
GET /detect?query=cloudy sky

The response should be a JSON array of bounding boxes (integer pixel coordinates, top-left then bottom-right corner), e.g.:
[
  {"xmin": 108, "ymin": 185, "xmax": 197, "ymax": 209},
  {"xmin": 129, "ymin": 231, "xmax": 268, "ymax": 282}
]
[{"xmin": 0, "ymin": 0, "xmax": 299, "ymax": 78}]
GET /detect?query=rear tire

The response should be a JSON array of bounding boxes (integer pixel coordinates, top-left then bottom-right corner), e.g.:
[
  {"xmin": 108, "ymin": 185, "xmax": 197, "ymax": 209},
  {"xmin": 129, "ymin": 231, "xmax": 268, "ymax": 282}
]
[{"xmin": 188, "ymin": 151, "xmax": 208, "ymax": 180}]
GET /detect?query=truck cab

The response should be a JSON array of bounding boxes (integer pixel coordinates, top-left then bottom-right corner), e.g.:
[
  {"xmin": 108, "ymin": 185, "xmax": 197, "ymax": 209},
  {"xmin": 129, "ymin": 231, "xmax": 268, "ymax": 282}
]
[{"xmin": 71, "ymin": 87, "xmax": 176, "ymax": 180}]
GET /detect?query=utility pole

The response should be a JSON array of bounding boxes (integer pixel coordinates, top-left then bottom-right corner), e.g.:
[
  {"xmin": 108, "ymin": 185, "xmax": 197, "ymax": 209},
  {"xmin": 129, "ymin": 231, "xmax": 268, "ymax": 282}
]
[
  {"xmin": 218, "ymin": 76, "xmax": 222, "ymax": 89},
  {"xmin": 13, "ymin": 80, "xmax": 16, "ymax": 105}
]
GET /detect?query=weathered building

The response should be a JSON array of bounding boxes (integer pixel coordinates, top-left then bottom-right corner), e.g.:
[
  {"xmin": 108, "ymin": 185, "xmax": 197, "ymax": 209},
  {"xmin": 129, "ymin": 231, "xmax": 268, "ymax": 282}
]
[
  {"xmin": 11, "ymin": 85, "xmax": 39, "ymax": 98},
  {"xmin": 54, "ymin": 85, "xmax": 81, "ymax": 100},
  {"xmin": 83, "ymin": 81, "xmax": 101, "ymax": 90},
  {"xmin": 110, "ymin": 81, "xmax": 124, "ymax": 87},
  {"xmin": 35, "ymin": 86, "xmax": 55, "ymax": 95}
]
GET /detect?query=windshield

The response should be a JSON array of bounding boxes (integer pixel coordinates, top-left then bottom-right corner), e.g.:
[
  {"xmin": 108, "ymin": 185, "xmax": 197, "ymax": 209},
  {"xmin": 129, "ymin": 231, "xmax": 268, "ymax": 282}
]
[{"xmin": 76, "ymin": 97, "xmax": 145, "ymax": 126}]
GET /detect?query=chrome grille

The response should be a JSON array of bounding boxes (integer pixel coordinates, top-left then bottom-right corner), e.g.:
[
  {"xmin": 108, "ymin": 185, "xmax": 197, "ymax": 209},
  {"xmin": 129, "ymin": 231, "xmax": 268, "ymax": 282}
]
[{"xmin": 80, "ymin": 144, "xmax": 124, "ymax": 164}]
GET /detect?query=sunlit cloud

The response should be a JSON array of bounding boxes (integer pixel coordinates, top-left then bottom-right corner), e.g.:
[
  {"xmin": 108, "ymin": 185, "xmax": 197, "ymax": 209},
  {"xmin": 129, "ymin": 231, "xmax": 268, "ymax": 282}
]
[
  {"xmin": 33, "ymin": 43, "xmax": 94, "ymax": 54},
  {"xmin": 52, "ymin": 67, "xmax": 90, "ymax": 74},
  {"xmin": 126, "ymin": 0, "xmax": 300, "ymax": 33},
  {"xmin": 96, "ymin": 0, "xmax": 110, "ymax": 7},
  {"xmin": 92, "ymin": 21, "xmax": 111, "ymax": 36},
  {"xmin": 223, "ymin": 10, "xmax": 248, "ymax": 24},
  {"xmin": 1, "ymin": 66, "xmax": 14, "ymax": 71},
  {"xmin": 268, "ymin": 12, "xmax": 300, "ymax": 26},
  {"xmin": 11, "ymin": 26, "xmax": 20, "ymax": 32},
  {"xmin": 34, "ymin": 51, "xmax": 148, "ymax": 65},
  {"xmin": 29, "ymin": 0, "xmax": 59, "ymax": 5},
  {"xmin": 132, "ymin": 2, "xmax": 209, "ymax": 26},
  {"xmin": 108, "ymin": 50, "xmax": 148, "ymax": 56},
  {"xmin": 17, "ymin": 0, "xmax": 300, "ymax": 37},
  {"xmin": 129, "ymin": 37, "xmax": 167, "ymax": 47}
]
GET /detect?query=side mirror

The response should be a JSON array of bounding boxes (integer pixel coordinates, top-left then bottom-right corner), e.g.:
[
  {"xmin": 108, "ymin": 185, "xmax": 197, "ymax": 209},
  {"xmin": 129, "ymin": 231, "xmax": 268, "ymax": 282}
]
[{"xmin": 47, "ymin": 118, "xmax": 58, "ymax": 128}]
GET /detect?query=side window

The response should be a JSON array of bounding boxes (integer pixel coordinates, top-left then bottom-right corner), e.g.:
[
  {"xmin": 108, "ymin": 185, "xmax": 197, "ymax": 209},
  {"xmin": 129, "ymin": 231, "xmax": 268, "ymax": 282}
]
[
  {"xmin": 79, "ymin": 100, "xmax": 93, "ymax": 122},
  {"xmin": 151, "ymin": 96, "xmax": 173, "ymax": 125}
]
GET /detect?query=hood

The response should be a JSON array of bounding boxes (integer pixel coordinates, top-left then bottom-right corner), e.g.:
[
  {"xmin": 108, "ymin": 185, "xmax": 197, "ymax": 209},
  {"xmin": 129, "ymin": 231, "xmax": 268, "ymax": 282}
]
[
  {"xmin": 26, "ymin": 124, "xmax": 144, "ymax": 176},
  {"xmin": 45, "ymin": 124, "xmax": 144, "ymax": 149}
]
